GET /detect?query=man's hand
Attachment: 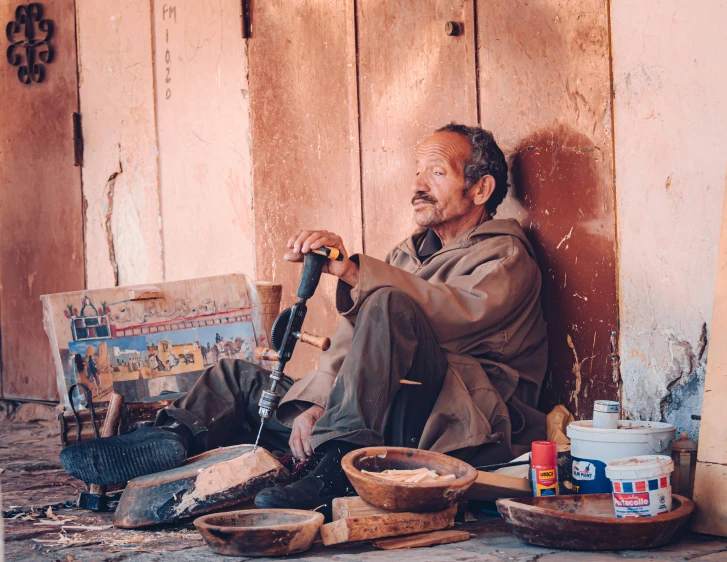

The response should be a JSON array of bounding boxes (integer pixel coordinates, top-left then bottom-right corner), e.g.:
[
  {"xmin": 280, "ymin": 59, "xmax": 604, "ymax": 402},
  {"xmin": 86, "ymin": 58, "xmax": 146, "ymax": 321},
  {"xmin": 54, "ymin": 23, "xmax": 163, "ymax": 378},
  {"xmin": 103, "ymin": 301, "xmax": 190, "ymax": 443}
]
[
  {"xmin": 285, "ymin": 230, "xmax": 359, "ymax": 287},
  {"xmin": 289, "ymin": 404, "xmax": 325, "ymax": 459}
]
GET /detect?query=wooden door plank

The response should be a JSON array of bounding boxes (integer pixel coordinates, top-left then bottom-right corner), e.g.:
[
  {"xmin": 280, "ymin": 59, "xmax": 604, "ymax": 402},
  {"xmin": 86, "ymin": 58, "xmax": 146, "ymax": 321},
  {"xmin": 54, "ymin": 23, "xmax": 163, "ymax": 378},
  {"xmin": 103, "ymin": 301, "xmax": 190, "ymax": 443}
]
[
  {"xmin": 0, "ymin": 0, "xmax": 85, "ymax": 400},
  {"xmin": 248, "ymin": 0, "xmax": 363, "ymax": 378},
  {"xmin": 358, "ymin": 0, "xmax": 478, "ymax": 259},
  {"xmin": 692, "ymin": 190, "xmax": 727, "ymax": 536},
  {"xmin": 75, "ymin": 0, "xmax": 162, "ymax": 289},
  {"xmin": 153, "ymin": 0, "xmax": 256, "ymax": 283},
  {"xmin": 477, "ymin": 0, "xmax": 618, "ymax": 417}
]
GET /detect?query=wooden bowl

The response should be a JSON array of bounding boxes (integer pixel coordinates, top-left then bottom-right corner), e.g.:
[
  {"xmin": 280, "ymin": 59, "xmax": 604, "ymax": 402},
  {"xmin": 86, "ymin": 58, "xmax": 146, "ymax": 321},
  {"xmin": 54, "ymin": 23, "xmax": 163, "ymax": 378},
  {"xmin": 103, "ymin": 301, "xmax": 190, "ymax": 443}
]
[
  {"xmin": 341, "ymin": 447, "xmax": 477, "ymax": 512},
  {"xmin": 496, "ymin": 493, "xmax": 694, "ymax": 550},
  {"xmin": 194, "ymin": 509, "xmax": 324, "ymax": 557}
]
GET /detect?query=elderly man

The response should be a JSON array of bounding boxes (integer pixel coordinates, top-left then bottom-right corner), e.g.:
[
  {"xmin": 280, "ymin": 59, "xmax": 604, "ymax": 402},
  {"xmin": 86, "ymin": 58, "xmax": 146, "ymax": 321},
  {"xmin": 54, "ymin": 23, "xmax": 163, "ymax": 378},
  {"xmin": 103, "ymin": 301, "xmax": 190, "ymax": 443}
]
[{"xmin": 61, "ymin": 123, "xmax": 547, "ymax": 511}]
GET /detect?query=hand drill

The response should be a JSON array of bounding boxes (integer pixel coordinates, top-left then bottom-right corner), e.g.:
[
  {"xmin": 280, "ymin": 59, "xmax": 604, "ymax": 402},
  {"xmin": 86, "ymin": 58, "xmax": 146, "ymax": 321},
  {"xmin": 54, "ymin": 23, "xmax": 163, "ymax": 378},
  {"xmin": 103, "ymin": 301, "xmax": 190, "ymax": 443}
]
[{"xmin": 252, "ymin": 246, "xmax": 342, "ymax": 450}]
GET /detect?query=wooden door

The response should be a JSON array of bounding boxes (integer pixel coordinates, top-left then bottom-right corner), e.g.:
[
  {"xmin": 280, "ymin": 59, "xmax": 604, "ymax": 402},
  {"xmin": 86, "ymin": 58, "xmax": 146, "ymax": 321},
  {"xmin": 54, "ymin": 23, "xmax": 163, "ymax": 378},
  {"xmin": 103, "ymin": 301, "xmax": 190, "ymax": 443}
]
[
  {"xmin": 477, "ymin": 0, "xmax": 618, "ymax": 418},
  {"xmin": 357, "ymin": 0, "xmax": 478, "ymax": 258},
  {"xmin": 0, "ymin": 0, "xmax": 85, "ymax": 400},
  {"xmin": 248, "ymin": 0, "xmax": 363, "ymax": 378},
  {"xmin": 154, "ymin": 0, "xmax": 256, "ymax": 283}
]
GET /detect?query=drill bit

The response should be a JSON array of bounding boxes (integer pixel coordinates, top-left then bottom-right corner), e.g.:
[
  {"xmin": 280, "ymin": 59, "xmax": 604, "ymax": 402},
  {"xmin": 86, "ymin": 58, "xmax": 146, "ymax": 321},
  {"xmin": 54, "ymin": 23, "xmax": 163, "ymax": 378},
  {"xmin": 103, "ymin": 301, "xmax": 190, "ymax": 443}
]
[{"xmin": 253, "ymin": 420, "xmax": 265, "ymax": 452}]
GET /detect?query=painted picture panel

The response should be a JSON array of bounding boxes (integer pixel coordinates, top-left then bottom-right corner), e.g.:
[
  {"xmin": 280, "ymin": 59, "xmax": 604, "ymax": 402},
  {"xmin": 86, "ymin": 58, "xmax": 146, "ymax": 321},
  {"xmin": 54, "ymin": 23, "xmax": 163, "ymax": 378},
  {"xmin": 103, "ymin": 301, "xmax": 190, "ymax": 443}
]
[{"xmin": 42, "ymin": 274, "xmax": 275, "ymax": 406}]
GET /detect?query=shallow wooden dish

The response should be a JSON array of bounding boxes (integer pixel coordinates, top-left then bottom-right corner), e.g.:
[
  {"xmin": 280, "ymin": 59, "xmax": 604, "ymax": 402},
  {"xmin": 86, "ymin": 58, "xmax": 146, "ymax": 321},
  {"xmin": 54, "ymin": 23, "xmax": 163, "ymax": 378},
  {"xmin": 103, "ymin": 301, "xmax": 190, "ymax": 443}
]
[
  {"xmin": 342, "ymin": 447, "xmax": 477, "ymax": 513},
  {"xmin": 496, "ymin": 493, "xmax": 694, "ymax": 550},
  {"xmin": 194, "ymin": 509, "xmax": 324, "ymax": 557}
]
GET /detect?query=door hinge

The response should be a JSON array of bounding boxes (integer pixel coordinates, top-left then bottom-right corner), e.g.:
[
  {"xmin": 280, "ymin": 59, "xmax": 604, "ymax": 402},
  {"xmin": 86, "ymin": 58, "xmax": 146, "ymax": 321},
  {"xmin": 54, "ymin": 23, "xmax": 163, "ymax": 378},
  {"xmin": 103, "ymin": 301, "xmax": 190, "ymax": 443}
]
[
  {"xmin": 72, "ymin": 112, "xmax": 83, "ymax": 167},
  {"xmin": 241, "ymin": 0, "xmax": 252, "ymax": 38}
]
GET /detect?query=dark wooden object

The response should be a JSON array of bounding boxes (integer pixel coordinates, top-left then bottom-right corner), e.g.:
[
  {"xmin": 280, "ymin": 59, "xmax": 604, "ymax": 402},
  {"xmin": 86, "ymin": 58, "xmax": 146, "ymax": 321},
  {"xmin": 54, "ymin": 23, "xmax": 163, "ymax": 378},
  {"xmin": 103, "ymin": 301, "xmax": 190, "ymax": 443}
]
[
  {"xmin": 373, "ymin": 529, "xmax": 471, "ymax": 550},
  {"xmin": 194, "ymin": 509, "xmax": 324, "ymax": 557},
  {"xmin": 113, "ymin": 446, "xmax": 288, "ymax": 528},
  {"xmin": 341, "ymin": 447, "xmax": 477, "ymax": 513},
  {"xmin": 496, "ymin": 494, "xmax": 694, "ymax": 550}
]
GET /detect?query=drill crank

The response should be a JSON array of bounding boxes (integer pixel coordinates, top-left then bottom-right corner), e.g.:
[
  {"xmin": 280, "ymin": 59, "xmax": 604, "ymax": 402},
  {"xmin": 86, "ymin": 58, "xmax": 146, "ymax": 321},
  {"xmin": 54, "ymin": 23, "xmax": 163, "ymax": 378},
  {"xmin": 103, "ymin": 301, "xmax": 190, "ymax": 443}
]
[{"xmin": 253, "ymin": 246, "xmax": 341, "ymax": 451}]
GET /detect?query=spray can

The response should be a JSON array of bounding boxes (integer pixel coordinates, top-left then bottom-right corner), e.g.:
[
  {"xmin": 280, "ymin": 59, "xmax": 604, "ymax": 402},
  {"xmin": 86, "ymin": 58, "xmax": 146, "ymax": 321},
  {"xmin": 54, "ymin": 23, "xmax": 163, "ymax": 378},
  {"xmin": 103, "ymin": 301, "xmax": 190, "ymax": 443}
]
[{"xmin": 531, "ymin": 440, "xmax": 559, "ymax": 497}]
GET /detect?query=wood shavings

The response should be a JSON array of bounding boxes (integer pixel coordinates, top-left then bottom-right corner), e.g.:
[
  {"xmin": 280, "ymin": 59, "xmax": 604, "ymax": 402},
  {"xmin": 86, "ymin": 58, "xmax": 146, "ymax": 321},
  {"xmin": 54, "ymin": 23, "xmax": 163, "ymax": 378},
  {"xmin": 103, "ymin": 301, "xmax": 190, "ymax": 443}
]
[
  {"xmin": 33, "ymin": 516, "xmax": 77, "ymax": 526},
  {"xmin": 31, "ymin": 528, "xmax": 204, "ymax": 553},
  {"xmin": 362, "ymin": 467, "xmax": 456, "ymax": 483}
]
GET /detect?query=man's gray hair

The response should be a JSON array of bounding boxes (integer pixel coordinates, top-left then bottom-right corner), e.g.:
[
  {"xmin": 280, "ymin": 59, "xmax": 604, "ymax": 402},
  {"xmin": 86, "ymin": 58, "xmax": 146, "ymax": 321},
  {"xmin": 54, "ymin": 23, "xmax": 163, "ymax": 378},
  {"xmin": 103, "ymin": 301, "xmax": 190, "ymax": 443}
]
[{"xmin": 436, "ymin": 123, "xmax": 509, "ymax": 215}]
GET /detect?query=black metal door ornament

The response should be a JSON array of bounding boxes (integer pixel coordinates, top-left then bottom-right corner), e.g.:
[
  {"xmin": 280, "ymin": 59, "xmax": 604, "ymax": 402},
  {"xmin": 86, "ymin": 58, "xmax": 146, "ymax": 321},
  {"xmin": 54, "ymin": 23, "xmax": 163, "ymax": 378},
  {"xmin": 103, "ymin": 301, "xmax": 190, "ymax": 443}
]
[{"xmin": 6, "ymin": 3, "xmax": 53, "ymax": 84}]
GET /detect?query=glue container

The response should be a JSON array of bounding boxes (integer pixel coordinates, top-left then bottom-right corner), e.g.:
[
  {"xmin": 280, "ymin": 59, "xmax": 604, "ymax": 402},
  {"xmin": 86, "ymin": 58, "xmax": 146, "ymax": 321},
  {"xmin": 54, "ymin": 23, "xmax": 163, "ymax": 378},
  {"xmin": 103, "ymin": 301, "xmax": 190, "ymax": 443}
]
[
  {"xmin": 605, "ymin": 455, "xmax": 674, "ymax": 518},
  {"xmin": 592, "ymin": 400, "xmax": 620, "ymax": 429},
  {"xmin": 531, "ymin": 440, "xmax": 558, "ymax": 497}
]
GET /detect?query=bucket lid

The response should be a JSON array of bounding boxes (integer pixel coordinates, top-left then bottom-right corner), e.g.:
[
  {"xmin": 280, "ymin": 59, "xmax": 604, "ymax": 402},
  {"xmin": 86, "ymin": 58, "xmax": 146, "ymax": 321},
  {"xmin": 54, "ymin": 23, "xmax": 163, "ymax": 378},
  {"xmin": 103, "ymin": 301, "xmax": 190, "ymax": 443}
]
[
  {"xmin": 605, "ymin": 455, "xmax": 674, "ymax": 481},
  {"xmin": 566, "ymin": 420, "xmax": 676, "ymax": 443}
]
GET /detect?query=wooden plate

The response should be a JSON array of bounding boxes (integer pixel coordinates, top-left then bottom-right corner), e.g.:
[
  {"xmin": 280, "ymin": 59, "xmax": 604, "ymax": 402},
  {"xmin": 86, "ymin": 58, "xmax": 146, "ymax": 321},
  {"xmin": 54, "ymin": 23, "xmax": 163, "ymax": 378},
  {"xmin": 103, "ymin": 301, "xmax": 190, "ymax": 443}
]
[{"xmin": 496, "ymin": 493, "xmax": 694, "ymax": 550}]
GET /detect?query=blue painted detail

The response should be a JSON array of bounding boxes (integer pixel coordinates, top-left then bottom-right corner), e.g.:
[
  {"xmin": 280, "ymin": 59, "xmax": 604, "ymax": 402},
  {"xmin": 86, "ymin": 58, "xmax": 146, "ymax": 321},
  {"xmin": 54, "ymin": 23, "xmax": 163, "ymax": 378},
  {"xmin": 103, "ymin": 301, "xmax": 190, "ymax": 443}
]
[
  {"xmin": 648, "ymin": 478, "xmax": 659, "ymax": 491},
  {"xmin": 624, "ymin": 482, "xmax": 634, "ymax": 493},
  {"xmin": 570, "ymin": 456, "xmax": 610, "ymax": 494}
]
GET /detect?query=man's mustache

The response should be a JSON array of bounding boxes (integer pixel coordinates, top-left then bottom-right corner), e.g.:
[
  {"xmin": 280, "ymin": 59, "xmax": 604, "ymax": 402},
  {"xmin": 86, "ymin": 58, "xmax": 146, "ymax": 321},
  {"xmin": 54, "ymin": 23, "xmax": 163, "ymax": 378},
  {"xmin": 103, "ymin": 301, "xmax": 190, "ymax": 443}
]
[{"xmin": 412, "ymin": 194, "xmax": 438, "ymax": 206}]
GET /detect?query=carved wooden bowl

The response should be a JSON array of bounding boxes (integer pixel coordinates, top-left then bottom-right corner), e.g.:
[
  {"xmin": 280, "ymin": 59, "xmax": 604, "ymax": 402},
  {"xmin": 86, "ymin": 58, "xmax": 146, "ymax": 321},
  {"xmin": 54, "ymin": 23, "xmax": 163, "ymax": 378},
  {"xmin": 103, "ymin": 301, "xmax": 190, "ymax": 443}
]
[
  {"xmin": 194, "ymin": 509, "xmax": 324, "ymax": 557},
  {"xmin": 342, "ymin": 446, "xmax": 477, "ymax": 513}
]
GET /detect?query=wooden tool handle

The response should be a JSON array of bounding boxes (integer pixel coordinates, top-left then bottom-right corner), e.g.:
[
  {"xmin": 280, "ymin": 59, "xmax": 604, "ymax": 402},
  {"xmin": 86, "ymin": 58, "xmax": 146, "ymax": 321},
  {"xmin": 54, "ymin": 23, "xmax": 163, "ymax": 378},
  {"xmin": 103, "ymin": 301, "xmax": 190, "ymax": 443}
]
[
  {"xmin": 89, "ymin": 393, "xmax": 124, "ymax": 495},
  {"xmin": 255, "ymin": 347, "xmax": 280, "ymax": 361},
  {"xmin": 100, "ymin": 394, "xmax": 124, "ymax": 438},
  {"xmin": 299, "ymin": 332, "xmax": 331, "ymax": 351}
]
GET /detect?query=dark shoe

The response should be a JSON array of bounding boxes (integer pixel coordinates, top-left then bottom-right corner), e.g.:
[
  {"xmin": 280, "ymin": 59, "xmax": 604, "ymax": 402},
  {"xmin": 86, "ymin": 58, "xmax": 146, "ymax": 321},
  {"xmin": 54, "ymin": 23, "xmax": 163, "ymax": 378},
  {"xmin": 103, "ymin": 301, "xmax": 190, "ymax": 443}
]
[
  {"xmin": 60, "ymin": 425, "xmax": 188, "ymax": 485},
  {"xmin": 254, "ymin": 448, "xmax": 353, "ymax": 510}
]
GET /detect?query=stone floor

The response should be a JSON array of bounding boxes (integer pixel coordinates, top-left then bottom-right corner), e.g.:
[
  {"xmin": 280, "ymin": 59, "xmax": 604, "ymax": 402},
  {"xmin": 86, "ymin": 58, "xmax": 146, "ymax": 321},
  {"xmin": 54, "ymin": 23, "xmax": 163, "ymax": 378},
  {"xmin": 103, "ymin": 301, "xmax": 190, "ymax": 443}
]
[{"xmin": 2, "ymin": 405, "xmax": 727, "ymax": 561}]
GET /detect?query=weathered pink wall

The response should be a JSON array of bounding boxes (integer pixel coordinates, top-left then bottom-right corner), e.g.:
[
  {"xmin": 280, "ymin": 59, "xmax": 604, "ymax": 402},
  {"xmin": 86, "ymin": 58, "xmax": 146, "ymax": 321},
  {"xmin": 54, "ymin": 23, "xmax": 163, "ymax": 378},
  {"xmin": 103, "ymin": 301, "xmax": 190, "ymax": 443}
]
[{"xmin": 611, "ymin": 1, "xmax": 727, "ymax": 437}]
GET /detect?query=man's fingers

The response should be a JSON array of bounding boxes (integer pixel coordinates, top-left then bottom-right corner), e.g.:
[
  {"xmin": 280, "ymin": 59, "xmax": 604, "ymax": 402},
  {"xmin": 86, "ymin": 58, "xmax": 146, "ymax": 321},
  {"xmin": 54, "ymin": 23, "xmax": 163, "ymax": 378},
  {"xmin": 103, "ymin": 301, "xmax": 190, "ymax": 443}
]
[
  {"xmin": 301, "ymin": 231, "xmax": 329, "ymax": 253},
  {"xmin": 289, "ymin": 425, "xmax": 304, "ymax": 459},
  {"xmin": 293, "ymin": 230, "xmax": 314, "ymax": 254},
  {"xmin": 302, "ymin": 435, "xmax": 314, "ymax": 457},
  {"xmin": 287, "ymin": 231, "xmax": 303, "ymax": 249},
  {"xmin": 284, "ymin": 250, "xmax": 304, "ymax": 263},
  {"xmin": 299, "ymin": 417, "xmax": 316, "ymax": 457}
]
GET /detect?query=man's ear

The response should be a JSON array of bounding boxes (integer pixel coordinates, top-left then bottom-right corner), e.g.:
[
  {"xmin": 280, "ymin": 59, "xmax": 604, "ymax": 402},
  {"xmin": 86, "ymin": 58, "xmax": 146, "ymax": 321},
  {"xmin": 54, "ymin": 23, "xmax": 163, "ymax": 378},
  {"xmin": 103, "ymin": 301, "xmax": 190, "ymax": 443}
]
[{"xmin": 472, "ymin": 175, "xmax": 496, "ymax": 206}]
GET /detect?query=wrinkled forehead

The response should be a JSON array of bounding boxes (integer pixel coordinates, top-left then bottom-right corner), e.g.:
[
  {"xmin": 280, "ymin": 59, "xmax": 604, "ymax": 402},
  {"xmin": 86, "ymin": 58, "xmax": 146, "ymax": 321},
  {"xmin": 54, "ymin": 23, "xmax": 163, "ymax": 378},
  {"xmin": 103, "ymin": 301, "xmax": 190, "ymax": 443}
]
[{"xmin": 415, "ymin": 131, "xmax": 471, "ymax": 172}]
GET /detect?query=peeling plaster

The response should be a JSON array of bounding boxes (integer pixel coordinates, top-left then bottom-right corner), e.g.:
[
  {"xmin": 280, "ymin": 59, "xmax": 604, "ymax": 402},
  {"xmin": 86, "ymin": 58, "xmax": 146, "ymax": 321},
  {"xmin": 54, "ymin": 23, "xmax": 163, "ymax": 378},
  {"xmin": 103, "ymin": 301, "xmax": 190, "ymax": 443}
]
[
  {"xmin": 612, "ymin": 1, "xmax": 727, "ymax": 441},
  {"xmin": 103, "ymin": 158, "xmax": 123, "ymax": 287}
]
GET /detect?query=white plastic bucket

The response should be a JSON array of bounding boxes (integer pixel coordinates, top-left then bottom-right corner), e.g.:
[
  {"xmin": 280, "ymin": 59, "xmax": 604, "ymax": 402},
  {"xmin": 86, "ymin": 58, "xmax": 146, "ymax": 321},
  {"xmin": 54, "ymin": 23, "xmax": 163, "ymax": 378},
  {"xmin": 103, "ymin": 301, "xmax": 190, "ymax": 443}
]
[
  {"xmin": 606, "ymin": 455, "xmax": 674, "ymax": 518},
  {"xmin": 567, "ymin": 420, "xmax": 676, "ymax": 494}
]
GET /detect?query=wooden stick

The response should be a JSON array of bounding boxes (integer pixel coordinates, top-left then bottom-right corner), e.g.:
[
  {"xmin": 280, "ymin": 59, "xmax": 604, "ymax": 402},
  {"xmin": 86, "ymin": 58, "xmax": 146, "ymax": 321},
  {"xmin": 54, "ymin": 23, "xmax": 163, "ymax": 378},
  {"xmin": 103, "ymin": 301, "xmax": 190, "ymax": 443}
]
[{"xmin": 373, "ymin": 530, "xmax": 471, "ymax": 550}]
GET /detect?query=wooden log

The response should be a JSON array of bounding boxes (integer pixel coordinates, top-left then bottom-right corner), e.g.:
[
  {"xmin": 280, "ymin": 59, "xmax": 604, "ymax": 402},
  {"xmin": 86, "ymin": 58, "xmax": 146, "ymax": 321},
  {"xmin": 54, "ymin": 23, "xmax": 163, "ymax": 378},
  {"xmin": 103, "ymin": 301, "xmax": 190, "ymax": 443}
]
[
  {"xmin": 114, "ymin": 445, "xmax": 288, "ymax": 528},
  {"xmin": 319, "ymin": 504, "xmax": 456, "ymax": 546},
  {"xmin": 373, "ymin": 530, "xmax": 471, "ymax": 550},
  {"xmin": 332, "ymin": 496, "xmax": 392, "ymax": 520}
]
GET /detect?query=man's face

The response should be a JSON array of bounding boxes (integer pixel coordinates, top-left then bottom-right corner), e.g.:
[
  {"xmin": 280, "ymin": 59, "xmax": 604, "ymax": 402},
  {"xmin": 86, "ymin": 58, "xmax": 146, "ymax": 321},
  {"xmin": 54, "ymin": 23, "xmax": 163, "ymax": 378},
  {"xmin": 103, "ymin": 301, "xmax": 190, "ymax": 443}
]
[{"xmin": 412, "ymin": 132, "xmax": 475, "ymax": 228}]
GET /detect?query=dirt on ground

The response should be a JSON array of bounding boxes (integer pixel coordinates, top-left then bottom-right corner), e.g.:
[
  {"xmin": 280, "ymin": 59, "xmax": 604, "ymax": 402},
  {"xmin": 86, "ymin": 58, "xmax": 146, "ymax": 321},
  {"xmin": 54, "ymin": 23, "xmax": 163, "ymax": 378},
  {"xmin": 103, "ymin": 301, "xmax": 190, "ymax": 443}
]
[{"xmin": 2, "ymin": 402, "xmax": 727, "ymax": 561}]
